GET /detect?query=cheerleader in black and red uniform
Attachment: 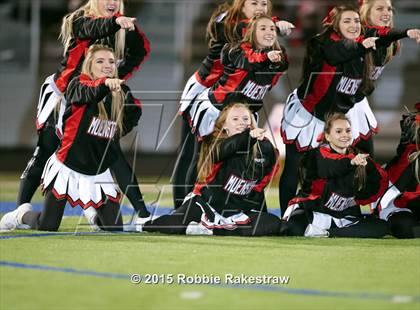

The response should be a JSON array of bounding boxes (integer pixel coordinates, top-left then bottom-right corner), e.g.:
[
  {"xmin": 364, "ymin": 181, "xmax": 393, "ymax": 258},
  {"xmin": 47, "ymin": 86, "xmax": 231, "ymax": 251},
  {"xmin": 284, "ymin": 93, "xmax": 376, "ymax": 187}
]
[
  {"xmin": 182, "ymin": 14, "xmax": 288, "ymax": 138},
  {"xmin": 18, "ymin": 0, "xmax": 151, "ymax": 223},
  {"xmin": 174, "ymin": 0, "xmax": 294, "ymax": 207},
  {"xmin": 374, "ymin": 103, "xmax": 420, "ymax": 238},
  {"xmin": 283, "ymin": 113, "xmax": 389, "ymax": 238},
  {"xmin": 1, "ymin": 45, "xmax": 141, "ymax": 232},
  {"xmin": 279, "ymin": 5, "xmax": 419, "ymax": 215},
  {"xmin": 139, "ymin": 103, "xmax": 284, "ymax": 236}
]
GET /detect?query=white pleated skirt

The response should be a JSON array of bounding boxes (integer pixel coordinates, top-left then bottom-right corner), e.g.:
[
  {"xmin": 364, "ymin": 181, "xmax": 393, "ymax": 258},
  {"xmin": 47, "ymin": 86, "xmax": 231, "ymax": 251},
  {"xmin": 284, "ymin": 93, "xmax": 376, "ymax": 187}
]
[
  {"xmin": 35, "ymin": 74, "xmax": 63, "ymax": 130},
  {"xmin": 281, "ymin": 89, "xmax": 378, "ymax": 151},
  {"xmin": 41, "ymin": 154, "xmax": 120, "ymax": 209}
]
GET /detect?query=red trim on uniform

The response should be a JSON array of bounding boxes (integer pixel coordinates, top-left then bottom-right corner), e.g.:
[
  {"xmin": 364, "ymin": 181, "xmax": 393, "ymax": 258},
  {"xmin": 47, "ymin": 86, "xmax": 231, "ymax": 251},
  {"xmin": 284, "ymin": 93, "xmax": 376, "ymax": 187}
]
[
  {"xmin": 301, "ymin": 62, "xmax": 337, "ymax": 113},
  {"xmin": 35, "ymin": 119, "xmax": 43, "ymax": 130},
  {"xmin": 194, "ymin": 60, "xmax": 224, "ymax": 87},
  {"xmin": 80, "ymin": 74, "xmax": 107, "ymax": 87},
  {"xmin": 55, "ymin": 40, "xmax": 90, "ymax": 93},
  {"xmin": 241, "ymin": 43, "xmax": 268, "ymax": 63},
  {"xmin": 319, "ymin": 146, "xmax": 355, "ymax": 160},
  {"xmin": 120, "ymin": 24, "xmax": 151, "ymax": 81},
  {"xmin": 330, "ymin": 32, "xmax": 342, "ymax": 42},
  {"xmin": 253, "ymin": 147, "xmax": 280, "ymax": 192},
  {"xmin": 287, "ymin": 179, "xmax": 326, "ymax": 206},
  {"xmin": 193, "ymin": 162, "xmax": 223, "ymax": 195},
  {"xmin": 364, "ymin": 25, "xmax": 391, "ymax": 36},
  {"xmin": 133, "ymin": 97, "xmax": 142, "ymax": 108},
  {"xmin": 51, "ymin": 187, "xmax": 121, "ymax": 209},
  {"xmin": 212, "ymin": 69, "xmax": 249, "ymax": 103},
  {"xmin": 394, "ymin": 186, "xmax": 420, "ymax": 209},
  {"xmin": 387, "ymin": 144, "xmax": 417, "ymax": 184},
  {"xmin": 356, "ymin": 160, "xmax": 389, "ymax": 205},
  {"xmin": 56, "ymin": 105, "xmax": 86, "ymax": 163}
]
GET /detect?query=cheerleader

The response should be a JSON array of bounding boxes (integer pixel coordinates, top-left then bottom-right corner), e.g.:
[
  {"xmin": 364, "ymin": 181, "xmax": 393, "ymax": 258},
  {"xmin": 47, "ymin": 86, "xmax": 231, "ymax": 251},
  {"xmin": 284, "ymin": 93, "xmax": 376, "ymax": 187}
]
[
  {"xmin": 173, "ymin": 0, "xmax": 294, "ymax": 207},
  {"xmin": 279, "ymin": 4, "xmax": 419, "ymax": 214},
  {"xmin": 18, "ymin": 0, "xmax": 151, "ymax": 223},
  {"xmin": 138, "ymin": 103, "xmax": 284, "ymax": 236},
  {"xmin": 1, "ymin": 45, "xmax": 141, "ymax": 232},
  {"xmin": 283, "ymin": 113, "xmax": 389, "ymax": 238},
  {"xmin": 350, "ymin": 0, "xmax": 420, "ymax": 153},
  {"xmin": 374, "ymin": 103, "xmax": 420, "ymax": 238}
]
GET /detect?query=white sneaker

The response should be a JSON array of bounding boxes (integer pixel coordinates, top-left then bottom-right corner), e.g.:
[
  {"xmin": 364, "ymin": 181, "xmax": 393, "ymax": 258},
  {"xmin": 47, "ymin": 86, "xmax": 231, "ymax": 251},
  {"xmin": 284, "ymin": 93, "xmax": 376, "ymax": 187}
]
[
  {"xmin": 83, "ymin": 207, "xmax": 101, "ymax": 231},
  {"xmin": 0, "ymin": 203, "xmax": 32, "ymax": 231},
  {"xmin": 304, "ymin": 224, "xmax": 329, "ymax": 238},
  {"xmin": 124, "ymin": 214, "xmax": 152, "ymax": 232},
  {"xmin": 186, "ymin": 221, "xmax": 213, "ymax": 235}
]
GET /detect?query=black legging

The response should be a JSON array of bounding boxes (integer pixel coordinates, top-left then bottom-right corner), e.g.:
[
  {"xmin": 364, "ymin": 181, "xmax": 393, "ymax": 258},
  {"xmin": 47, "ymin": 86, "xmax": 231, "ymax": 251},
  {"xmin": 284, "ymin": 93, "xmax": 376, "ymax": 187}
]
[
  {"xmin": 388, "ymin": 211, "xmax": 420, "ymax": 239},
  {"xmin": 172, "ymin": 121, "xmax": 196, "ymax": 208},
  {"xmin": 21, "ymin": 188, "xmax": 123, "ymax": 231},
  {"xmin": 111, "ymin": 144, "xmax": 149, "ymax": 218},
  {"xmin": 287, "ymin": 209, "xmax": 389, "ymax": 238},
  {"xmin": 144, "ymin": 196, "xmax": 284, "ymax": 236},
  {"xmin": 18, "ymin": 121, "xmax": 59, "ymax": 205},
  {"xmin": 279, "ymin": 143, "xmax": 303, "ymax": 216}
]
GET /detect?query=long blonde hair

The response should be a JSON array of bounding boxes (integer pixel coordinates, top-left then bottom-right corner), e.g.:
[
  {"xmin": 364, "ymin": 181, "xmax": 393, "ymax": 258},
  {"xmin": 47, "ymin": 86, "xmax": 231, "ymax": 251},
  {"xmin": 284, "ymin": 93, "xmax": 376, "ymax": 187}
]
[
  {"xmin": 206, "ymin": 0, "xmax": 273, "ymax": 46},
  {"xmin": 59, "ymin": 0, "xmax": 126, "ymax": 59},
  {"xmin": 197, "ymin": 103, "xmax": 257, "ymax": 183},
  {"xmin": 359, "ymin": 0, "xmax": 399, "ymax": 64},
  {"xmin": 81, "ymin": 44, "xmax": 124, "ymax": 133}
]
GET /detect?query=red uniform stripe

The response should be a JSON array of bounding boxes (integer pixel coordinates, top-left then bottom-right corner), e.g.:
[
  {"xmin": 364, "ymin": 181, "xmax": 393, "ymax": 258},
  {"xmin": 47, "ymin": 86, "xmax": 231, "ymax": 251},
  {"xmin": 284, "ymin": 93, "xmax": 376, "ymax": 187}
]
[
  {"xmin": 301, "ymin": 62, "xmax": 337, "ymax": 113},
  {"xmin": 56, "ymin": 105, "xmax": 86, "ymax": 163},
  {"xmin": 55, "ymin": 40, "xmax": 90, "ymax": 93},
  {"xmin": 193, "ymin": 162, "xmax": 223, "ymax": 195}
]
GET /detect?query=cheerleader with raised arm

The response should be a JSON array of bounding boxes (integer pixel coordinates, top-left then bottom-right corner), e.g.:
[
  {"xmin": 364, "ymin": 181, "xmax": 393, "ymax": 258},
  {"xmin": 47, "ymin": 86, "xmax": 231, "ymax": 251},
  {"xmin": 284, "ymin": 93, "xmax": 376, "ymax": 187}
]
[
  {"xmin": 174, "ymin": 0, "xmax": 294, "ymax": 207},
  {"xmin": 18, "ymin": 0, "xmax": 151, "ymax": 225},
  {"xmin": 279, "ymin": 4, "xmax": 420, "ymax": 215},
  {"xmin": 139, "ymin": 103, "xmax": 284, "ymax": 236},
  {"xmin": 1, "ymin": 45, "xmax": 142, "ymax": 232},
  {"xmin": 283, "ymin": 113, "xmax": 389, "ymax": 238}
]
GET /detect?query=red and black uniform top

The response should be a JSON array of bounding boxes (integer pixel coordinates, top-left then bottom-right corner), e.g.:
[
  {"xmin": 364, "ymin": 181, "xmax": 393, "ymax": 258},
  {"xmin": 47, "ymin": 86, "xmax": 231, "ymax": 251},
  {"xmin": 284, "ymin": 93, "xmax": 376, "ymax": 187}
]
[
  {"xmin": 195, "ymin": 13, "xmax": 281, "ymax": 88},
  {"xmin": 57, "ymin": 74, "xmax": 142, "ymax": 175},
  {"xmin": 54, "ymin": 11, "xmax": 150, "ymax": 93},
  {"xmin": 208, "ymin": 42, "xmax": 288, "ymax": 112},
  {"xmin": 383, "ymin": 111, "xmax": 420, "ymax": 210},
  {"xmin": 354, "ymin": 26, "xmax": 409, "ymax": 102},
  {"xmin": 296, "ymin": 27, "xmax": 407, "ymax": 119},
  {"xmin": 290, "ymin": 144, "xmax": 388, "ymax": 218},
  {"xmin": 193, "ymin": 129, "xmax": 279, "ymax": 213}
]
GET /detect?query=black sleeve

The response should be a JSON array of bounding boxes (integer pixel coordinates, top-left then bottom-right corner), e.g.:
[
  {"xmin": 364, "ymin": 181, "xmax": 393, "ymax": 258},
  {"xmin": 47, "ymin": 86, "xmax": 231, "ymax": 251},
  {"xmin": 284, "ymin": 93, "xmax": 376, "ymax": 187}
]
[
  {"xmin": 215, "ymin": 129, "xmax": 257, "ymax": 162},
  {"xmin": 321, "ymin": 39, "xmax": 366, "ymax": 66},
  {"xmin": 121, "ymin": 85, "xmax": 142, "ymax": 136},
  {"xmin": 118, "ymin": 25, "xmax": 151, "ymax": 80},
  {"xmin": 252, "ymin": 140, "xmax": 279, "ymax": 193},
  {"xmin": 375, "ymin": 28, "xmax": 408, "ymax": 47},
  {"xmin": 72, "ymin": 15, "xmax": 121, "ymax": 40},
  {"xmin": 316, "ymin": 148, "xmax": 355, "ymax": 179},
  {"xmin": 65, "ymin": 76, "xmax": 109, "ymax": 106},
  {"xmin": 224, "ymin": 45, "xmax": 281, "ymax": 71},
  {"xmin": 355, "ymin": 159, "xmax": 388, "ymax": 204}
]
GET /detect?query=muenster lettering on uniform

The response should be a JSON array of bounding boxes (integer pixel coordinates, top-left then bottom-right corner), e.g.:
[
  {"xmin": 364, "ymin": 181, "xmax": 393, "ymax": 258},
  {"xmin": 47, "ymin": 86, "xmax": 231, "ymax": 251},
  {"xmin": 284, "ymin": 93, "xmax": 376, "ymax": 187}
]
[{"xmin": 87, "ymin": 116, "xmax": 117, "ymax": 139}]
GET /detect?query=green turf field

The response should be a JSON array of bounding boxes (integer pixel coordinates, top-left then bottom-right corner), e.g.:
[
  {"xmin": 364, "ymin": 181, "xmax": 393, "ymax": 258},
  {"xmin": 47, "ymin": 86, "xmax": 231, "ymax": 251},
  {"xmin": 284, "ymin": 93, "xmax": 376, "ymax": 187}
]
[{"xmin": 1, "ymin": 174, "xmax": 419, "ymax": 310}]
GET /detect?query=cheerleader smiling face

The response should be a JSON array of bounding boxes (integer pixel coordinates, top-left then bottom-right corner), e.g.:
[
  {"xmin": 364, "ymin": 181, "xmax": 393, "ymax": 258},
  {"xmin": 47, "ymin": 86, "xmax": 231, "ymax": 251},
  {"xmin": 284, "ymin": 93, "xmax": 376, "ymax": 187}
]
[
  {"xmin": 90, "ymin": 50, "xmax": 117, "ymax": 79},
  {"xmin": 338, "ymin": 10, "xmax": 361, "ymax": 40},
  {"xmin": 254, "ymin": 17, "xmax": 277, "ymax": 49},
  {"xmin": 325, "ymin": 119, "xmax": 353, "ymax": 154},
  {"xmin": 223, "ymin": 106, "xmax": 252, "ymax": 136},
  {"xmin": 242, "ymin": 0, "xmax": 269, "ymax": 19},
  {"xmin": 369, "ymin": 0, "xmax": 393, "ymax": 27},
  {"xmin": 97, "ymin": 0, "xmax": 121, "ymax": 17}
]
